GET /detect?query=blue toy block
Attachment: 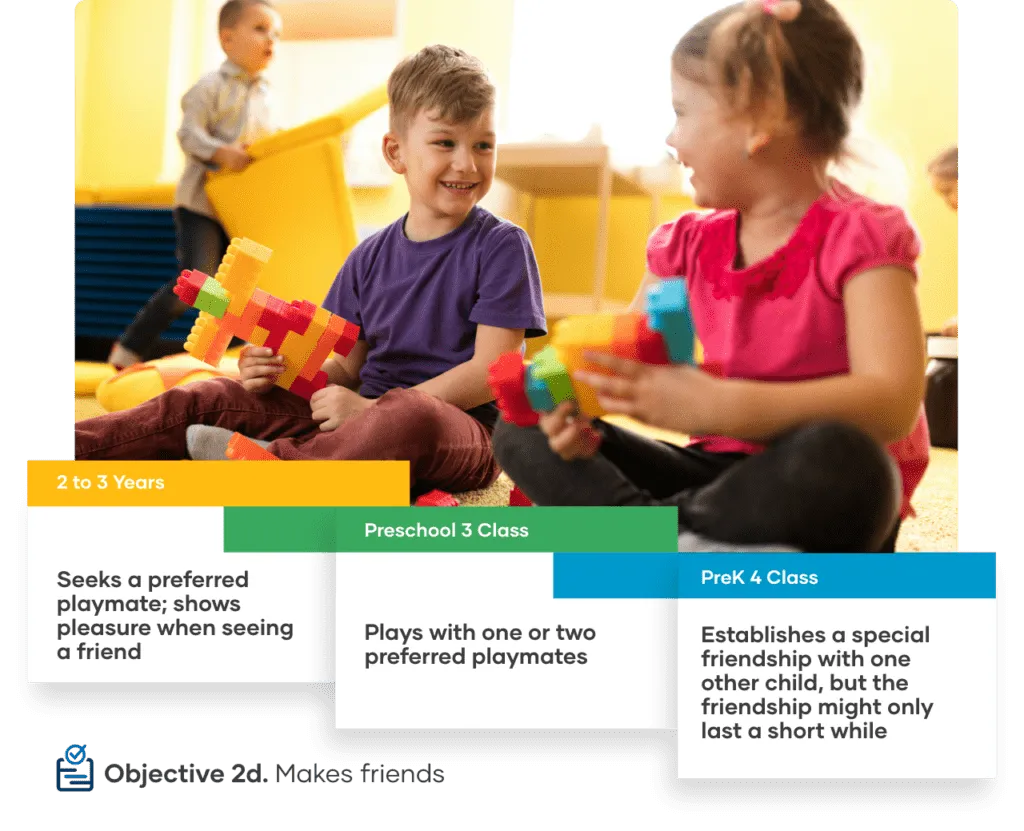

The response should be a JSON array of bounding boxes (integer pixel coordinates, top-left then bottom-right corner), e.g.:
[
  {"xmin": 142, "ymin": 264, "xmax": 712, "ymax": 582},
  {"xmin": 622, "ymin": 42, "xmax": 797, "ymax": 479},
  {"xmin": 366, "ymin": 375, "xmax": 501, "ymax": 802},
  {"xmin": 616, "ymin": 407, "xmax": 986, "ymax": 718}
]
[
  {"xmin": 525, "ymin": 364, "xmax": 556, "ymax": 412},
  {"xmin": 646, "ymin": 278, "xmax": 695, "ymax": 364}
]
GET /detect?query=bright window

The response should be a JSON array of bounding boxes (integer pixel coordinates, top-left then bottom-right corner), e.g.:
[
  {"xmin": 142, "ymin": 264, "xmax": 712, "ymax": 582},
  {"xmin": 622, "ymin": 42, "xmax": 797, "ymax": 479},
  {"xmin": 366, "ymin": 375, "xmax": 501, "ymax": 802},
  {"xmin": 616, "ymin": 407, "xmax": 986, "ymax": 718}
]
[{"xmin": 507, "ymin": 0, "xmax": 726, "ymax": 167}]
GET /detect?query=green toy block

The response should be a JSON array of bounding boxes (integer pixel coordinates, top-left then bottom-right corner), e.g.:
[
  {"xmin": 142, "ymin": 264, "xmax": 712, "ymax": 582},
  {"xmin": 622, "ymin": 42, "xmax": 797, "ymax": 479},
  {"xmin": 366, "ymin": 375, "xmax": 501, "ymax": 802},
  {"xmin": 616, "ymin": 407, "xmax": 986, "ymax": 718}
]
[
  {"xmin": 195, "ymin": 276, "xmax": 230, "ymax": 318},
  {"xmin": 532, "ymin": 346, "xmax": 576, "ymax": 405}
]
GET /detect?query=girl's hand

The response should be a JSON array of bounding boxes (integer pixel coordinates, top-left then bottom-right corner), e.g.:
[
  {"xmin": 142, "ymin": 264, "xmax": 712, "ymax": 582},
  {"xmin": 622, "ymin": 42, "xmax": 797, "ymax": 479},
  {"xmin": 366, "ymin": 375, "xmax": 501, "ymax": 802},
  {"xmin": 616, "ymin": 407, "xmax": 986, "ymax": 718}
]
[
  {"xmin": 538, "ymin": 401, "xmax": 603, "ymax": 461},
  {"xmin": 575, "ymin": 352, "xmax": 718, "ymax": 434},
  {"xmin": 238, "ymin": 346, "xmax": 284, "ymax": 394},
  {"xmin": 309, "ymin": 384, "xmax": 373, "ymax": 431}
]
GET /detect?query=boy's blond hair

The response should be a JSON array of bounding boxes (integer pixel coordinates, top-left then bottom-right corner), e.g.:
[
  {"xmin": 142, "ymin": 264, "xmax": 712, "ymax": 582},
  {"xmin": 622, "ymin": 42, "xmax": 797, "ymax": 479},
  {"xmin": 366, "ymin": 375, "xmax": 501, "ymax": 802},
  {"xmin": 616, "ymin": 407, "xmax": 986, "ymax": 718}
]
[
  {"xmin": 219, "ymin": 0, "xmax": 274, "ymax": 30},
  {"xmin": 387, "ymin": 45, "xmax": 495, "ymax": 134}
]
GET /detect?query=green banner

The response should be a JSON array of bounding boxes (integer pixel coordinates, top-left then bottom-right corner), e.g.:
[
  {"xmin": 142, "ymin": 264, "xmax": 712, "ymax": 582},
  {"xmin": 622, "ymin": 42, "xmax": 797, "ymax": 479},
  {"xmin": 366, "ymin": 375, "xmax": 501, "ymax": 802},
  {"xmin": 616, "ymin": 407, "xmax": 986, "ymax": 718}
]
[{"xmin": 223, "ymin": 507, "xmax": 679, "ymax": 552}]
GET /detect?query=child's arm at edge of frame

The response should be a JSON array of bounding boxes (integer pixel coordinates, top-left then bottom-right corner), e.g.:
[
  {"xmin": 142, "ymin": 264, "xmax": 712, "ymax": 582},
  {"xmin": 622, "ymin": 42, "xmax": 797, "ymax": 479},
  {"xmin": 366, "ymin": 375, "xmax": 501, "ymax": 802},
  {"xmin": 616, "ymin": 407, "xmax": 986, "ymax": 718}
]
[
  {"xmin": 323, "ymin": 340, "xmax": 369, "ymax": 390},
  {"xmin": 713, "ymin": 266, "xmax": 926, "ymax": 445},
  {"xmin": 413, "ymin": 325, "xmax": 527, "ymax": 411}
]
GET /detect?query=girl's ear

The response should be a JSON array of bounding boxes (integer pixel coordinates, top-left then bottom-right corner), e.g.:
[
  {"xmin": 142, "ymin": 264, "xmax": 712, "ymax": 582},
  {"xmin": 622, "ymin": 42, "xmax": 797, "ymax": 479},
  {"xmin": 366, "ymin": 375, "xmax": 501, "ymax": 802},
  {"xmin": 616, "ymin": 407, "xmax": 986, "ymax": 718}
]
[
  {"xmin": 745, "ymin": 130, "xmax": 771, "ymax": 158},
  {"xmin": 382, "ymin": 133, "xmax": 406, "ymax": 174}
]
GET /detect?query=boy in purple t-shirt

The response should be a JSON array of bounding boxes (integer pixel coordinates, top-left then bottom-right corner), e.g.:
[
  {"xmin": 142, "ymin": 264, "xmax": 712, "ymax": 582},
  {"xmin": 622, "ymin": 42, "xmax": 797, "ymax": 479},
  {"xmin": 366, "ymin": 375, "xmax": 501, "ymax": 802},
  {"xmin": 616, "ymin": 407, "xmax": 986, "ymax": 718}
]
[{"xmin": 75, "ymin": 45, "xmax": 547, "ymax": 497}]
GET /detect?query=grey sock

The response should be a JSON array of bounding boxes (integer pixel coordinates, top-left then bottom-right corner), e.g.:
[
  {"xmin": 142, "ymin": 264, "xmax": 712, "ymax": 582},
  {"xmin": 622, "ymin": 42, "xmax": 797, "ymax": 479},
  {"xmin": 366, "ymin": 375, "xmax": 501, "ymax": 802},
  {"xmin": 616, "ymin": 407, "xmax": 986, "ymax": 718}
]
[
  {"xmin": 186, "ymin": 425, "xmax": 270, "ymax": 460},
  {"xmin": 677, "ymin": 531, "xmax": 800, "ymax": 553}
]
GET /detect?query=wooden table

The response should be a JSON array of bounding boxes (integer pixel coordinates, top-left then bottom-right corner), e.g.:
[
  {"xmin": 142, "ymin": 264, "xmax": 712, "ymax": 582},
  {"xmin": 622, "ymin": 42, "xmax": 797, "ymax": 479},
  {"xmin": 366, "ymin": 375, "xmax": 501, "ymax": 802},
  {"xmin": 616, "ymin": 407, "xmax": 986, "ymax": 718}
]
[{"xmin": 496, "ymin": 142, "xmax": 650, "ymax": 317}]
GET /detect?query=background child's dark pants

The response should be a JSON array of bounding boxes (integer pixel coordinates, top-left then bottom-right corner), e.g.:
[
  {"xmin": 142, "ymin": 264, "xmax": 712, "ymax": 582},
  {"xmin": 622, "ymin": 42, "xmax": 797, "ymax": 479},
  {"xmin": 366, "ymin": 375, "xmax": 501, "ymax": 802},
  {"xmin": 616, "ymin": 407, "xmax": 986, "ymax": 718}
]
[
  {"xmin": 119, "ymin": 208, "xmax": 231, "ymax": 358},
  {"xmin": 492, "ymin": 418, "xmax": 902, "ymax": 552},
  {"xmin": 75, "ymin": 378, "xmax": 500, "ymax": 495}
]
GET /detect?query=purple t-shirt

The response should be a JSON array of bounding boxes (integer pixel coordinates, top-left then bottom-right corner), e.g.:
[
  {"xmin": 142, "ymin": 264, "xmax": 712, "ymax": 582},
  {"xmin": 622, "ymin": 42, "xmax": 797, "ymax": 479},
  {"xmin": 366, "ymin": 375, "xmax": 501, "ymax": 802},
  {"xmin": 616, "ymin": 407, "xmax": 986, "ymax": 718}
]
[{"xmin": 323, "ymin": 206, "xmax": 547, "ymax": 404}]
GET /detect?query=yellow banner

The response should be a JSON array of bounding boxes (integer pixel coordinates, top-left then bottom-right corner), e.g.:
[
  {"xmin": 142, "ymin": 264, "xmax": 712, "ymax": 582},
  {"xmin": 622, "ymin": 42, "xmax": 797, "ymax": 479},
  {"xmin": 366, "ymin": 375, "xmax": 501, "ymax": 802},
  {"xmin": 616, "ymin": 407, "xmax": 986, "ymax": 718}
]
[{"xmin": 27, "ymin": 461, "xmax": 409, "ymax": 507}]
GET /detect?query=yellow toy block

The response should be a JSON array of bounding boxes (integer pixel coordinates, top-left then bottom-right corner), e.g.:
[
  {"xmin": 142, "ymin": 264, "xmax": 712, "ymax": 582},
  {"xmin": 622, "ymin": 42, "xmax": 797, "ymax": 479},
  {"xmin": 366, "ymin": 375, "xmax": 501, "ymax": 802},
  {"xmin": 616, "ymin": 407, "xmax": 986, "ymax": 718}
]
[
  {"xmin": 220, "ymin": 238, "xmax": 271, "ymax": 317},
  {"xmin": 276, "ymin": 331, "xmax": 320, "ymax": 390},
  {"xmin": 184, "ymin": 312, "xmax": 220, "ymax": 362},
  {"xmin": 248, "ymin": 325, "xmax": 270, "ymax": 347}
]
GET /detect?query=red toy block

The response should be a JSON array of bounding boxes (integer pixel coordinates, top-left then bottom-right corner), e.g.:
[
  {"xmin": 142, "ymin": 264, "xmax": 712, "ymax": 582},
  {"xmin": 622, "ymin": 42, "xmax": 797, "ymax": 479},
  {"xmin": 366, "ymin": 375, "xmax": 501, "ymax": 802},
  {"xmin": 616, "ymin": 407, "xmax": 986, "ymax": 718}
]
[
  {"xmin": 611, "ymin": 312, "xmax": 670, "ymax": 365},
  {"xmin": 225, "ymin": 432, "xmax": 280, "ymax": 460},
  {"xmin": 509, "ymin": 486, "xmax": 533, "ymax": 506},
  {"xmin": 415, "ymin": 489, "xmax": 460, "ymax": 507},
  {"xmin": 634, "ymin": 315, "xmax": 671, "ymax": 365},
  {"xmin": 173, "ymin": 269, "xmax": 206, "ymax": 306},
  {"xmin": 287, "ymin": 370, "xmax": 330, "ymax": 400},
  {"xmin": 286, "ymin": 299, "xmax": 316, "ymax": 336},
  {"xmin": 336, "ymin": 320, "xmax": 360, "ymax": 357},
  {"xmin": 488, "ymin": 352, "xmax": 540, "ymax": 427}
]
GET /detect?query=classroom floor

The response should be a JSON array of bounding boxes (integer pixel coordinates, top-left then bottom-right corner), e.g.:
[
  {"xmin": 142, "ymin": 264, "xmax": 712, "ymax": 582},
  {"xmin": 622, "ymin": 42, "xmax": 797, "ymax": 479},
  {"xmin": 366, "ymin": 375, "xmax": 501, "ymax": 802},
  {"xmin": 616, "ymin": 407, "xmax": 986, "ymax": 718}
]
[{"xmin": 74, "ymin": 397, "xmax": 957, "ymax": 552}]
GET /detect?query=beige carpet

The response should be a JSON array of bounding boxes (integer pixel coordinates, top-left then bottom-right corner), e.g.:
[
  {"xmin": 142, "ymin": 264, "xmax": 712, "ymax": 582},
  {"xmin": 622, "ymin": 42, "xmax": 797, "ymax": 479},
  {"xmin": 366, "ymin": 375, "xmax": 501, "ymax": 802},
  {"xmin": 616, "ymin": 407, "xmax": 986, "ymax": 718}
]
[{"xmin": 74, "ymin": 397, "xmax": 956, "ymax": 551}]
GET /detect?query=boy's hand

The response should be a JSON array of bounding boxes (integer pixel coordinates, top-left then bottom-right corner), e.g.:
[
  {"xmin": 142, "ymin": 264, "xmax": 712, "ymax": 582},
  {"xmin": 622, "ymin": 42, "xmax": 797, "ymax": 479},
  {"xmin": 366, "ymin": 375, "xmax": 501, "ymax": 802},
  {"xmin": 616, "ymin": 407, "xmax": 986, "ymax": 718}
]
[
  {"xmin": 238, "ymin": 346, "xmax": 284, "ymax": 394},
  {"xmin": 539, "ymin": 402, "xmax": 602, "ymax": 461},
  {"xmin": 212, "ymin": 142, "xmax": 252, "ymax": 172},
  {"xmin": 309, "ymin": 384, "xmax": 374, "ymax": 431}
]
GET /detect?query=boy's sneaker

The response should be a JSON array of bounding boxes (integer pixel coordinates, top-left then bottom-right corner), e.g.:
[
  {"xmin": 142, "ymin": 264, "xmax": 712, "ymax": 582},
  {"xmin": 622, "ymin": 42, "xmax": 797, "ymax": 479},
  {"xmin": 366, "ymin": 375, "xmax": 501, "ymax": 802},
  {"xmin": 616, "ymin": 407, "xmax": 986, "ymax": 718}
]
[{"xmin": 108, "ymin": 343, "xmax": 142, "ymax": 371}]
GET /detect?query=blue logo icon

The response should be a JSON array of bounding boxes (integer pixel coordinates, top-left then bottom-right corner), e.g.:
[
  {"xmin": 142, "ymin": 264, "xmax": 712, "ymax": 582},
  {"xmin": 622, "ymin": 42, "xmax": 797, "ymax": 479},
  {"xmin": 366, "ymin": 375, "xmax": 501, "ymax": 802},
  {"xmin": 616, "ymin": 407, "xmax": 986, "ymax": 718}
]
[{"xmin": 57, "ymin": 744, "xmax": 94, "ymax": 792}]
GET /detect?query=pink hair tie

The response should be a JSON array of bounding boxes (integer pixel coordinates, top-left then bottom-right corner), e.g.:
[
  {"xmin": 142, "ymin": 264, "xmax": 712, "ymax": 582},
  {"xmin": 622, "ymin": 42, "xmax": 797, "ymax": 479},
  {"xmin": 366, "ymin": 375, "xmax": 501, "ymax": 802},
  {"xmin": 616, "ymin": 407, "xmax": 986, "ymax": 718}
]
[{"xmin": 761, "ymin": 0, "xmax": 802, "ymax": 22}]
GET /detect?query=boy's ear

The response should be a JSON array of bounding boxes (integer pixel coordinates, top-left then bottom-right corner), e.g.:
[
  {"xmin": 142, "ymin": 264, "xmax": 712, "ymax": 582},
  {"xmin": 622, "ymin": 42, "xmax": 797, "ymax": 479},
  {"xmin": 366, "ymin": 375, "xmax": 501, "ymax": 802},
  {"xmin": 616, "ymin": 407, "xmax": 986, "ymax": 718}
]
[{"xmin": 382, "ymin": 133, "xmax": 406, "ymax": 174}]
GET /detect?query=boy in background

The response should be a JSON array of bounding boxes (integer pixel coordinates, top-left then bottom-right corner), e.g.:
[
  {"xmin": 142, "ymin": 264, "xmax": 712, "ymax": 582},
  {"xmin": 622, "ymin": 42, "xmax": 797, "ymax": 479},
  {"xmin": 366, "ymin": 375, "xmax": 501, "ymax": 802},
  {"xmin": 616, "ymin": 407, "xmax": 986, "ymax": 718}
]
[
  {"xmin": 77, "ymin": 44, "xmax": 547, "ymax": 499},
  {"xmin": 108, "ymin": 0, "xmax": 282, "ymax": 369}
]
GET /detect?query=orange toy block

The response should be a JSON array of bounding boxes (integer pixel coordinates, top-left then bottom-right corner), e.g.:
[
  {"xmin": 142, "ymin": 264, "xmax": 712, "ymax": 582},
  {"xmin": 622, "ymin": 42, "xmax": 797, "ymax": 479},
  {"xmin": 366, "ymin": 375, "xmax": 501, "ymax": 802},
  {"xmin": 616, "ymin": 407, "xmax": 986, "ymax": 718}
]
[
  {"xmin": 219, "ymin": 310, "xmax": 252, "ymax": 344},
  {"xmin": 225, "ymin": 432, "xmax": 281, "ymax": 460},
  {"xmin": 301, "ymin": 311, "xmax": 345, "ymax": 381}
]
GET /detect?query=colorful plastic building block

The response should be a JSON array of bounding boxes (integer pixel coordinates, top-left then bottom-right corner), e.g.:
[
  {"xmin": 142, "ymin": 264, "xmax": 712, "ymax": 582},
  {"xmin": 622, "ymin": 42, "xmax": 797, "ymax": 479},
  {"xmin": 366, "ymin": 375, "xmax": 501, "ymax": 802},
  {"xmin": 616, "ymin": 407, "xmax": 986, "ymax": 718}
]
[
  {"xmin": 172, "ymin": 237, "xmax": 360, "ymax": 400},
  {"xmin": 225, "ymin": 433, "xmax": 281, "ymax": 460},
  {"xmin": 414, "ymin": 489, "xmax": 461, "ymax": 507},
  {"xmin": 508, "ymin": 486, "xmax": 533, "ymax": 507},
  {"xmin": 489, "ymin": 278, "xmax": 694, "ymax": 426}
]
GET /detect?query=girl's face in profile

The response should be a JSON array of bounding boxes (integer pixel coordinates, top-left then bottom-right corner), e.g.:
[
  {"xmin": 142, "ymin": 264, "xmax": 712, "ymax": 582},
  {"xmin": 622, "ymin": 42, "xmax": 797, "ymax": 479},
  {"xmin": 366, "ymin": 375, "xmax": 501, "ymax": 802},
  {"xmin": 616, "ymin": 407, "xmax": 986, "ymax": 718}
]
[{"xmin": 666, "ymin": 66, "xmax": 752, "ymax": 209}]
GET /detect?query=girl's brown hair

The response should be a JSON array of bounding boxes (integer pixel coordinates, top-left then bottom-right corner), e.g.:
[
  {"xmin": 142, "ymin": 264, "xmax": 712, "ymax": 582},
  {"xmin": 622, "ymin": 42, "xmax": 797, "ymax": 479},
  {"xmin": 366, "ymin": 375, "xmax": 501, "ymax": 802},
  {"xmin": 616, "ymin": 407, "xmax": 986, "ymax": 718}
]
[{"xmin": 673, "ymin": 0, "xmax": 863, "ymax": 159}]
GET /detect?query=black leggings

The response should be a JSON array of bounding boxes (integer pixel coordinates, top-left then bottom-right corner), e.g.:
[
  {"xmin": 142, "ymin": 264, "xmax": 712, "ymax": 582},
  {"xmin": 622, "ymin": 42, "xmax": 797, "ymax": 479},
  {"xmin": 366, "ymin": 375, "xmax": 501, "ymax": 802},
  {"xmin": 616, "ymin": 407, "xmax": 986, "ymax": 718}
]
[
  {"xmin": 119, "ymin": 207, "xmax": 231, "ymax": 357},
  {"xmin": 492, "ymin": 419, "xmax": 902, "ymax": 553}
]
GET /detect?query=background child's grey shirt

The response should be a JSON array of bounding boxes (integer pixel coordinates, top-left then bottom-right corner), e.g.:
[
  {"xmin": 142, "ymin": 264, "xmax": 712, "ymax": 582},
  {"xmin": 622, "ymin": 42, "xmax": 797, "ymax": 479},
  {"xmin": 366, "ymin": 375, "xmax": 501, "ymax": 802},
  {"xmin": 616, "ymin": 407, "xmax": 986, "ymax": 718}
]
[{"xmin": 174, "ymin": 59, "xmax": 275, "ymax": 219}]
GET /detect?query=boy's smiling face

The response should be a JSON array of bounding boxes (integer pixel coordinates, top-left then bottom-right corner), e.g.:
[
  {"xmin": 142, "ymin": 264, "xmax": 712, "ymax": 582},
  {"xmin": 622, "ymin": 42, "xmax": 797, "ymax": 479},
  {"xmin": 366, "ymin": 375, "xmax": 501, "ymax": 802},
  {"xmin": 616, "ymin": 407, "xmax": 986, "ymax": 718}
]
[{"xmin": 384, "ymin": 107, "xmax": 497, "ymax": 240}]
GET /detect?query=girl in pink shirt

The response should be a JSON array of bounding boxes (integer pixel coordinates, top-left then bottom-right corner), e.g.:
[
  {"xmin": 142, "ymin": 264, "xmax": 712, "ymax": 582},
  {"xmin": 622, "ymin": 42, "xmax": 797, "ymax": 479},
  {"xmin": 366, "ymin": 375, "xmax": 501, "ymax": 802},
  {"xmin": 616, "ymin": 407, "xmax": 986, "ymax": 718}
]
[{"xmin": 493, "ymin": 0, "xmax": 930, "ymax": 552}]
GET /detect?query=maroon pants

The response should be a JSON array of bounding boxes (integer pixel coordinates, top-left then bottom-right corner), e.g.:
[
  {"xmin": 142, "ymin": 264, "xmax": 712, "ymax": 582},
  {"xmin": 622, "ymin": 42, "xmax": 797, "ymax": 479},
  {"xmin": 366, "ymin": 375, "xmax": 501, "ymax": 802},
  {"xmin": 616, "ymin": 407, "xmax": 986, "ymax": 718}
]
[{"xmin": 75, "ymin": 378, "xmax": 500, "ymax": 494}]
